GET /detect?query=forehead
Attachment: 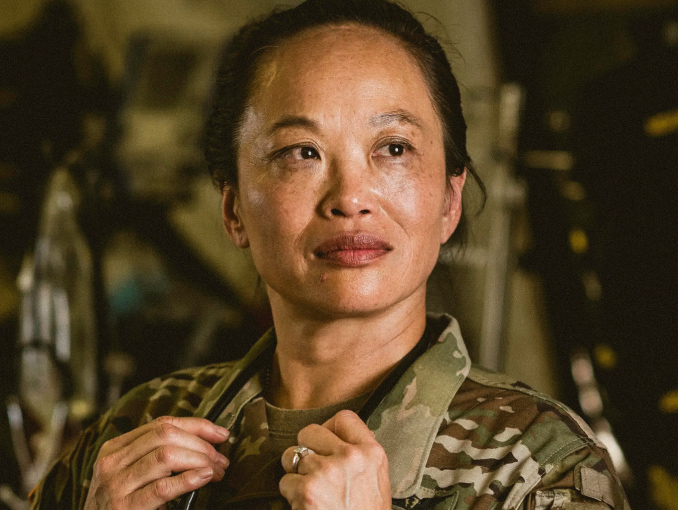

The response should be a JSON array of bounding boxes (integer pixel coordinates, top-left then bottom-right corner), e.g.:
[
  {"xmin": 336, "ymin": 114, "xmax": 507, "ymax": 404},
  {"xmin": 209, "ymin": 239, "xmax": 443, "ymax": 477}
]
[
  {"xmin": 255, "ymin": 24, "xmax": 419, "ymax": 78},
  {"xmin": 247, "ymin": 24, "xmax": 435, "ymax": 120}
]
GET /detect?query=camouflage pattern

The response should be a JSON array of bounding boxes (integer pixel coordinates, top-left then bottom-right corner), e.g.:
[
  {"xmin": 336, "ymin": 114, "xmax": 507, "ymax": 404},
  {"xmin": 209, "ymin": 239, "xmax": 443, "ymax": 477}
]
[{"xmin": 29, "ymin": 313, "xmax": 630, "ymax": 509}]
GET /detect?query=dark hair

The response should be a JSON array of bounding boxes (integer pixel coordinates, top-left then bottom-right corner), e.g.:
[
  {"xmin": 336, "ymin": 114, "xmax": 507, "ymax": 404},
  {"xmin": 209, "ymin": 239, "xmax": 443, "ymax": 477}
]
[{"xmin": 205, "ymin": 0, "xmax": 485, "ymax": 243}]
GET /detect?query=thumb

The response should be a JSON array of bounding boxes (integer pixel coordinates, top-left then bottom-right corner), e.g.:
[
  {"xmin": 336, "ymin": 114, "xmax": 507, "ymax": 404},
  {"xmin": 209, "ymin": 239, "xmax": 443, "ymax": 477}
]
[{"xmin": 323, "ymin": 410, "xmax": 375, "ymax": 445}]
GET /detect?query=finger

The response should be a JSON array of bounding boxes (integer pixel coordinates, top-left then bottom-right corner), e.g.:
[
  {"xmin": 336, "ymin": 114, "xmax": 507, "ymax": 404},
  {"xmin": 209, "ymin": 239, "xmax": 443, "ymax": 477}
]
[
  {"xmin": 295, "ymin": 424, "xmax": 344, "ymax": 456},
  {"xmin": 322, "ymin": 409, "xmax": 375, "ymax": 445},
  {"xmin": 155, "ymin": 417, "xmax": 230, "ymax": 444},
  {"xmin": 127, "ymin": 467, "xmax": 215, "ymax": 509},
  {"xmin": 281, "ymin": 445, "xmax": 324, "ymax": 474},
  {"xmin": 280, "ymin": 412, "xmax": 375, "ymax": 472},
  {"xmin": 119, "ymin": 445, "xmax": 228, "ymax": 493},
  {"xmin": 101, "ymin": 416, "xmax": 229, "ymax": 461},
  {"xmin": 278, "ymin": 472, "xmax": 304, "ymax": 504},
  {"xmin": 112, "ymin": 419, "xmax": 228, "ymax": 471}
]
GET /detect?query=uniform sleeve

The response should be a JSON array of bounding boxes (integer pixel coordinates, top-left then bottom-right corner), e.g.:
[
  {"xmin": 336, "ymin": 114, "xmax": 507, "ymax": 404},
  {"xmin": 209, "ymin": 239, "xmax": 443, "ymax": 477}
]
[
  {"xmin": 27, "ymin": 383, "xmax": 164, "ymax": 510},
  {"xmin": 521, "ymin": 442, "xmax": 630, "ymax": 510},
  {"xmin": 27, "ymin": 364, "xmax": 231, "ymax": 509},
  {"xmin": 28, "ymin": 410, "xmax": 115, "ymax": 509},
  {"xmin": 418, "ymin": 374, "xmax": 632, "ymax": 510}
]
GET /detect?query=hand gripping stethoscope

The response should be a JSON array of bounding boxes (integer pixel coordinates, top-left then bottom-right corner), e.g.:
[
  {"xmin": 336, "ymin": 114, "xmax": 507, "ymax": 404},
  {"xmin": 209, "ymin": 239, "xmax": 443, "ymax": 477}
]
[{"xmin": 178, "ymin": 326, "xmax": 432, "ymax": 510}]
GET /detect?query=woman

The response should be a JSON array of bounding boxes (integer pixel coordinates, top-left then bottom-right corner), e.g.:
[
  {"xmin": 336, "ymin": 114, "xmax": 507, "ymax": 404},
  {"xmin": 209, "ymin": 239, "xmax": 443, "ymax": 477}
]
[{"xmin": 29, "ymin": 0, "xmax": 630, "ymax": 508}]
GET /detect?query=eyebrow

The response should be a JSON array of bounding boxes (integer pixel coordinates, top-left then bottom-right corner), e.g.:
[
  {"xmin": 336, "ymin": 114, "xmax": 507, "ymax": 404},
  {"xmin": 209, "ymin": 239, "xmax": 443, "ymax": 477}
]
[
  {"xmin": 369, "ymin": 110, "xmax": 424, "ymax": 130},
  {"xmin": 267, "ymin": 115, "xmax": 320, "ymax": 135},
  {"xmin": 266, "ymin": 109, "xmax": 424, "ymax": 135}
]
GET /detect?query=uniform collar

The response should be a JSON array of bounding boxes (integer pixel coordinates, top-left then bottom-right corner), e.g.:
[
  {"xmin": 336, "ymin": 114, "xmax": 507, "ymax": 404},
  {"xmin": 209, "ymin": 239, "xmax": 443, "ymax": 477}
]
[
  {"xmin": 368, "ymin": 313, "xmax": 471, "ymax": 498},
  {"xmin": 193, "ymin": 313, "xmax": 471, "ymax": 500}
]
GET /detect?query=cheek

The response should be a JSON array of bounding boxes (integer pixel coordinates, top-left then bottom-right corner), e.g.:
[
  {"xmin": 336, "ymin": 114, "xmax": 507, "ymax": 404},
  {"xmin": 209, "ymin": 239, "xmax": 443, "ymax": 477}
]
[
  {"xmin": 380, "ymin": 169, "xmax": 447, "ymax": 232},
  {"xmin": 241, "ymin": 181, "xmax": 311, "ymax": 245}
]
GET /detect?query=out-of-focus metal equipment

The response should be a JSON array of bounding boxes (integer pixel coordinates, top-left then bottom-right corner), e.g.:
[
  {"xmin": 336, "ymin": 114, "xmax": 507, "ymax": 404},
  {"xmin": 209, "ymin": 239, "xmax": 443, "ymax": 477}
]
[
  {"xmin": 570, "ymin": 348, "xmax": 633, "ymax": 485},
  {"xmin": 104, "ymin": 28, "xmax": 265, "ymax": 380},
  {"xmin": 475, "ymin": 83, "xmax": 526, "ymax": 371},
  {"xmin": 115, "ymin": 30, "xmax": 221, "ymax": 203},
  {"xmin": 6, "ymin": 161, "xmax": 97, "ymax": 498},
  {"xmin": 432, "ymin": 82, "xmax": 526, "ymax": 372}
]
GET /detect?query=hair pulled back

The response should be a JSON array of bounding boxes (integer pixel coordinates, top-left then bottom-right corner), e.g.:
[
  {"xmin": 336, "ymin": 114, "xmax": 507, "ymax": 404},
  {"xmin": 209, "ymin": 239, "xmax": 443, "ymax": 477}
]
[{"xmin": 205, "ymin": 0, "xmax": 484, "ymax": 242}]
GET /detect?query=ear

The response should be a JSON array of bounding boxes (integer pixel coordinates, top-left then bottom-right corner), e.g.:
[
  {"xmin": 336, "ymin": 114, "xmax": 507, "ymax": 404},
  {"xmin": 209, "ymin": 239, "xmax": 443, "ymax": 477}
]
[
  {"xmin": 440, "ymin": 169, "xmax": 466, "ymax": 244},
  {"xmin": 222, "ymin": 186, "xmax": 249, "ymax": 248}
]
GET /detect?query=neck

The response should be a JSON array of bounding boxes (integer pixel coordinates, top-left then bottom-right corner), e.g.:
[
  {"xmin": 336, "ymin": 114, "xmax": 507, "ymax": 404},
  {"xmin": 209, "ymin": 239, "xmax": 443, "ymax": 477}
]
[{"xmin": 265, "ymin": 290, "xmax": 427, "ymax": 409}]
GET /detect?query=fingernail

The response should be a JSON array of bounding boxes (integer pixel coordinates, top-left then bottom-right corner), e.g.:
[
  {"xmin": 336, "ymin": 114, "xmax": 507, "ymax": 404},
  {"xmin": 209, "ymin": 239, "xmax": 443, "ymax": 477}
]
[
  {"xmin": 215, "ymin": 426, "xmax": 230, "ymax": 438},
  {"xmin": 217, "ymin": 454, "xmax": 229, "ymax": 467},
  {"xmin": 197, "ymin": 468, "xmax": 213, "ymax": 480}
]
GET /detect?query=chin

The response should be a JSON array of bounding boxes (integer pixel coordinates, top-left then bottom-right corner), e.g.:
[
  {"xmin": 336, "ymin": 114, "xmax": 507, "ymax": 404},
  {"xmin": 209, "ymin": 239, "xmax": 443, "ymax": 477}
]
[
  {"xmin": 295, "ymin": 283, "xmax": 423, "ymax": 321},
  {"xmin": 265, "ymin": 266, "xmax": 429, "ymax": 319},
  {"xmin": 302, "ymin": 300, "xmax": 395, "ymax": 321}
]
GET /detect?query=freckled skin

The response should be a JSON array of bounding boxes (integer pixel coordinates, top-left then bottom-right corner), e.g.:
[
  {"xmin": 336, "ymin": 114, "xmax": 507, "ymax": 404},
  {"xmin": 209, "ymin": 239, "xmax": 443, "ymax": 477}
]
[
  {"xmin": 223, "ymin": 24, "xmax": 464, "ymax": 321},
  {"xmin": 219, "ymin": 27, "xmax": 468, "ymax": 505}
]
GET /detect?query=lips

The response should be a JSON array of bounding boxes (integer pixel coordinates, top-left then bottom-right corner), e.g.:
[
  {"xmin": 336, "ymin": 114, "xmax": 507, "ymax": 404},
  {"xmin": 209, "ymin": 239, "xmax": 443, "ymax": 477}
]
[{"xmin": 314, "ymin": 233, "xmax": 393, "ymax": 267}]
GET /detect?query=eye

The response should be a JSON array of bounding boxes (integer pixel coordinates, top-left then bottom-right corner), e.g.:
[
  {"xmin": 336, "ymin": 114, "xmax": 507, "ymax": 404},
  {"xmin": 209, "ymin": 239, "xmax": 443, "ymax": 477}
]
[
  {"xmin": 374, "ymin": 141, "xmax": 412, "ymax": 159},
  {"xmin": 269, "ymin": 144, "xmax": 321, "ymax": 172},
  {"xmin": 283, "ymin": 146, "xmax": 320, "ymax": 160},
  {"xmin": 387, "ymin": 143, "xmax": 405, "ymax": 157}
]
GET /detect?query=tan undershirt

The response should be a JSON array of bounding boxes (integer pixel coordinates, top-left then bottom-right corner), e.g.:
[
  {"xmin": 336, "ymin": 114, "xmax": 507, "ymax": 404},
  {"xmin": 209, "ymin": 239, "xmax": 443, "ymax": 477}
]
[
  {"xmin": 213, "ymin": 392, "xmax": 370, "ymax": 506},
  {"xmin": 265, "ymin": 392, "xmax": 371, "ymax": 455}
]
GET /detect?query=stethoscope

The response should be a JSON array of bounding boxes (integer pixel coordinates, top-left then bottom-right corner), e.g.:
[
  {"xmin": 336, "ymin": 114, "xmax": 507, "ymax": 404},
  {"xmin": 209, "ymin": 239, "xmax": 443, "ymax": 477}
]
[{"xmin": 178, "ymin": 326, "xmax": 432, "ymax": 510}]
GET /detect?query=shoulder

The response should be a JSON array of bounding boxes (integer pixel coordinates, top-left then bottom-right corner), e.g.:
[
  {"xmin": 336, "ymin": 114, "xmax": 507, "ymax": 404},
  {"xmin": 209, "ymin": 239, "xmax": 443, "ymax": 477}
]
[
  {"xmin": 419, "ymin": 365, "xmax": 628, "ymax": 509},
  {"xmin": 110, "ymin": 361, "xmax": 238, "ymax": 429},
  {"xmin": 28, "ymin": 362, "xmax": 237, "ymax": 509},
  {"xmin": 88, "ymin": 361, "xmax": 238, "ymax": 463},
  {"xmin": 449, "ymin": 364, "xmax": 598, "ymax": 447}
]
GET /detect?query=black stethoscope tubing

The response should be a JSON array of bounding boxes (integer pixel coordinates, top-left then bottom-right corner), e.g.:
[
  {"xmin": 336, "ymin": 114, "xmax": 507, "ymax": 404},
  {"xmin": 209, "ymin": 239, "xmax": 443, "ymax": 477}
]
[{"xmin": 178, "ymin": 326, "xmax": 431, "ymax": 510}]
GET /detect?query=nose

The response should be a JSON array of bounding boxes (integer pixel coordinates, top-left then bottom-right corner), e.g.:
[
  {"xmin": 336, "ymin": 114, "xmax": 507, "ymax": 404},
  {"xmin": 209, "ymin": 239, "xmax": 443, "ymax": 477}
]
[{"xmin": 319, "ymin": 157, "xmax": 378, "ymax": 219}]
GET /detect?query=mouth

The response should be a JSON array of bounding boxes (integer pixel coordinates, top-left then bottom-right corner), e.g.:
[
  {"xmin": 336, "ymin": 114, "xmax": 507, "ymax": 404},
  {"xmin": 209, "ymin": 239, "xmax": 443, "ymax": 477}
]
[{"xmin": 314, "ymin": 233, "xmax": 393, "ymax": 267}]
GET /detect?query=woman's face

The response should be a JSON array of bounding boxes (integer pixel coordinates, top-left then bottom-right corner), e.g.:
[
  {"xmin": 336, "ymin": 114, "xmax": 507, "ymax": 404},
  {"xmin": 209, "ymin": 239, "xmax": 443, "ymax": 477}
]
[{"xmin": 224, "ymin": 24, "xmax": 465, "ymax": 319}]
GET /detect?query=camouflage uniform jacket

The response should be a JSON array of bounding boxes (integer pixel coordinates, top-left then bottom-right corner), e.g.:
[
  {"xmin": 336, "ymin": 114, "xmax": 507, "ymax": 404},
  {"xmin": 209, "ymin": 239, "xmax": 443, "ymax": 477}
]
[{"xmin": 30, "ymin": 313, "xmax": 630, "ymax": 509}]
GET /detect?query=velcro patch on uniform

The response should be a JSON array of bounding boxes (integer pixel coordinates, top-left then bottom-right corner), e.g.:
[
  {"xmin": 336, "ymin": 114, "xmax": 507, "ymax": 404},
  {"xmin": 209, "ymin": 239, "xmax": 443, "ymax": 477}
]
[
  {"xmin": 577, "ymin": 466, "xmax": 621, "ymax": 509},
  {"xmin": 562, "ymin": 503, "xmax": 612, "ymax": 509},
  {"xmin": 534, "ymin": 489, "xmax": 613, "ymax": 510}
]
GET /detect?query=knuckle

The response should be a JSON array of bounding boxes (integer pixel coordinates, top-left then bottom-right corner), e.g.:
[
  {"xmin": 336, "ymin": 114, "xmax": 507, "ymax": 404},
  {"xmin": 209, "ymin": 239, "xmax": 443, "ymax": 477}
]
[
  {"xmin": 342, "ymin": 444, "xmax": 363, "ymax": 465},
  {"xmin": 154, "ymin": 421, "xmax": 177, "ymax": 442},
  {"xmin": 299, "ymin": 477, "xmax": 320, "ymax": 504},
  {"xmin": 93, "ymin": 455, "xmax": 114, "ymax": 478},
  {"xmin": 335, "ymin": 409, "xmax": 356, "ymax": 420},
  {"xmin": 335, "ymin": 409, "xmax": 358, "ymax": 427},
  {"xmin": 322, "ymin": 460, "xmax": 343, "ymax": 479},
  {"xmin": 195, "ymin": 417, "xmax": 212, "ymax": 426},
  {"xmin": 154, "ymin": 445, "xmax": 176, "ymax": 465},
  {"xmin": 152, "ymin": 477, "xmax": 175, "ymax": 501},
  {"xmin": 297, "ymin": 423, "xmax": 321, "ymax": 443},
  {"xmin": 98, "ymin": 438, "xmax": 115, "ymax": 455},
  {"xmin": 209, "ymin": 449, "xmax": 222, "ymax": 465},
  {"xmin": 365, "ymin": 441, "xmax": 385, "ymax": 460},
  {"xmin": 155, "ymin": 415, "xmax": 176, "ymax": 426},
  {"xmin": 198, "ymin": 451, "xmax": 212, "ymax": 467}
]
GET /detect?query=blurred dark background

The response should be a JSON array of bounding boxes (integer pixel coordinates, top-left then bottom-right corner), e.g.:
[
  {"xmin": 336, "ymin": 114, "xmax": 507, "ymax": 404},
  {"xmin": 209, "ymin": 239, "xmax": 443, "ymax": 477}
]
[{"xmin": 0, "ymin": 0, "xmax": 675, "ymax": 508}]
